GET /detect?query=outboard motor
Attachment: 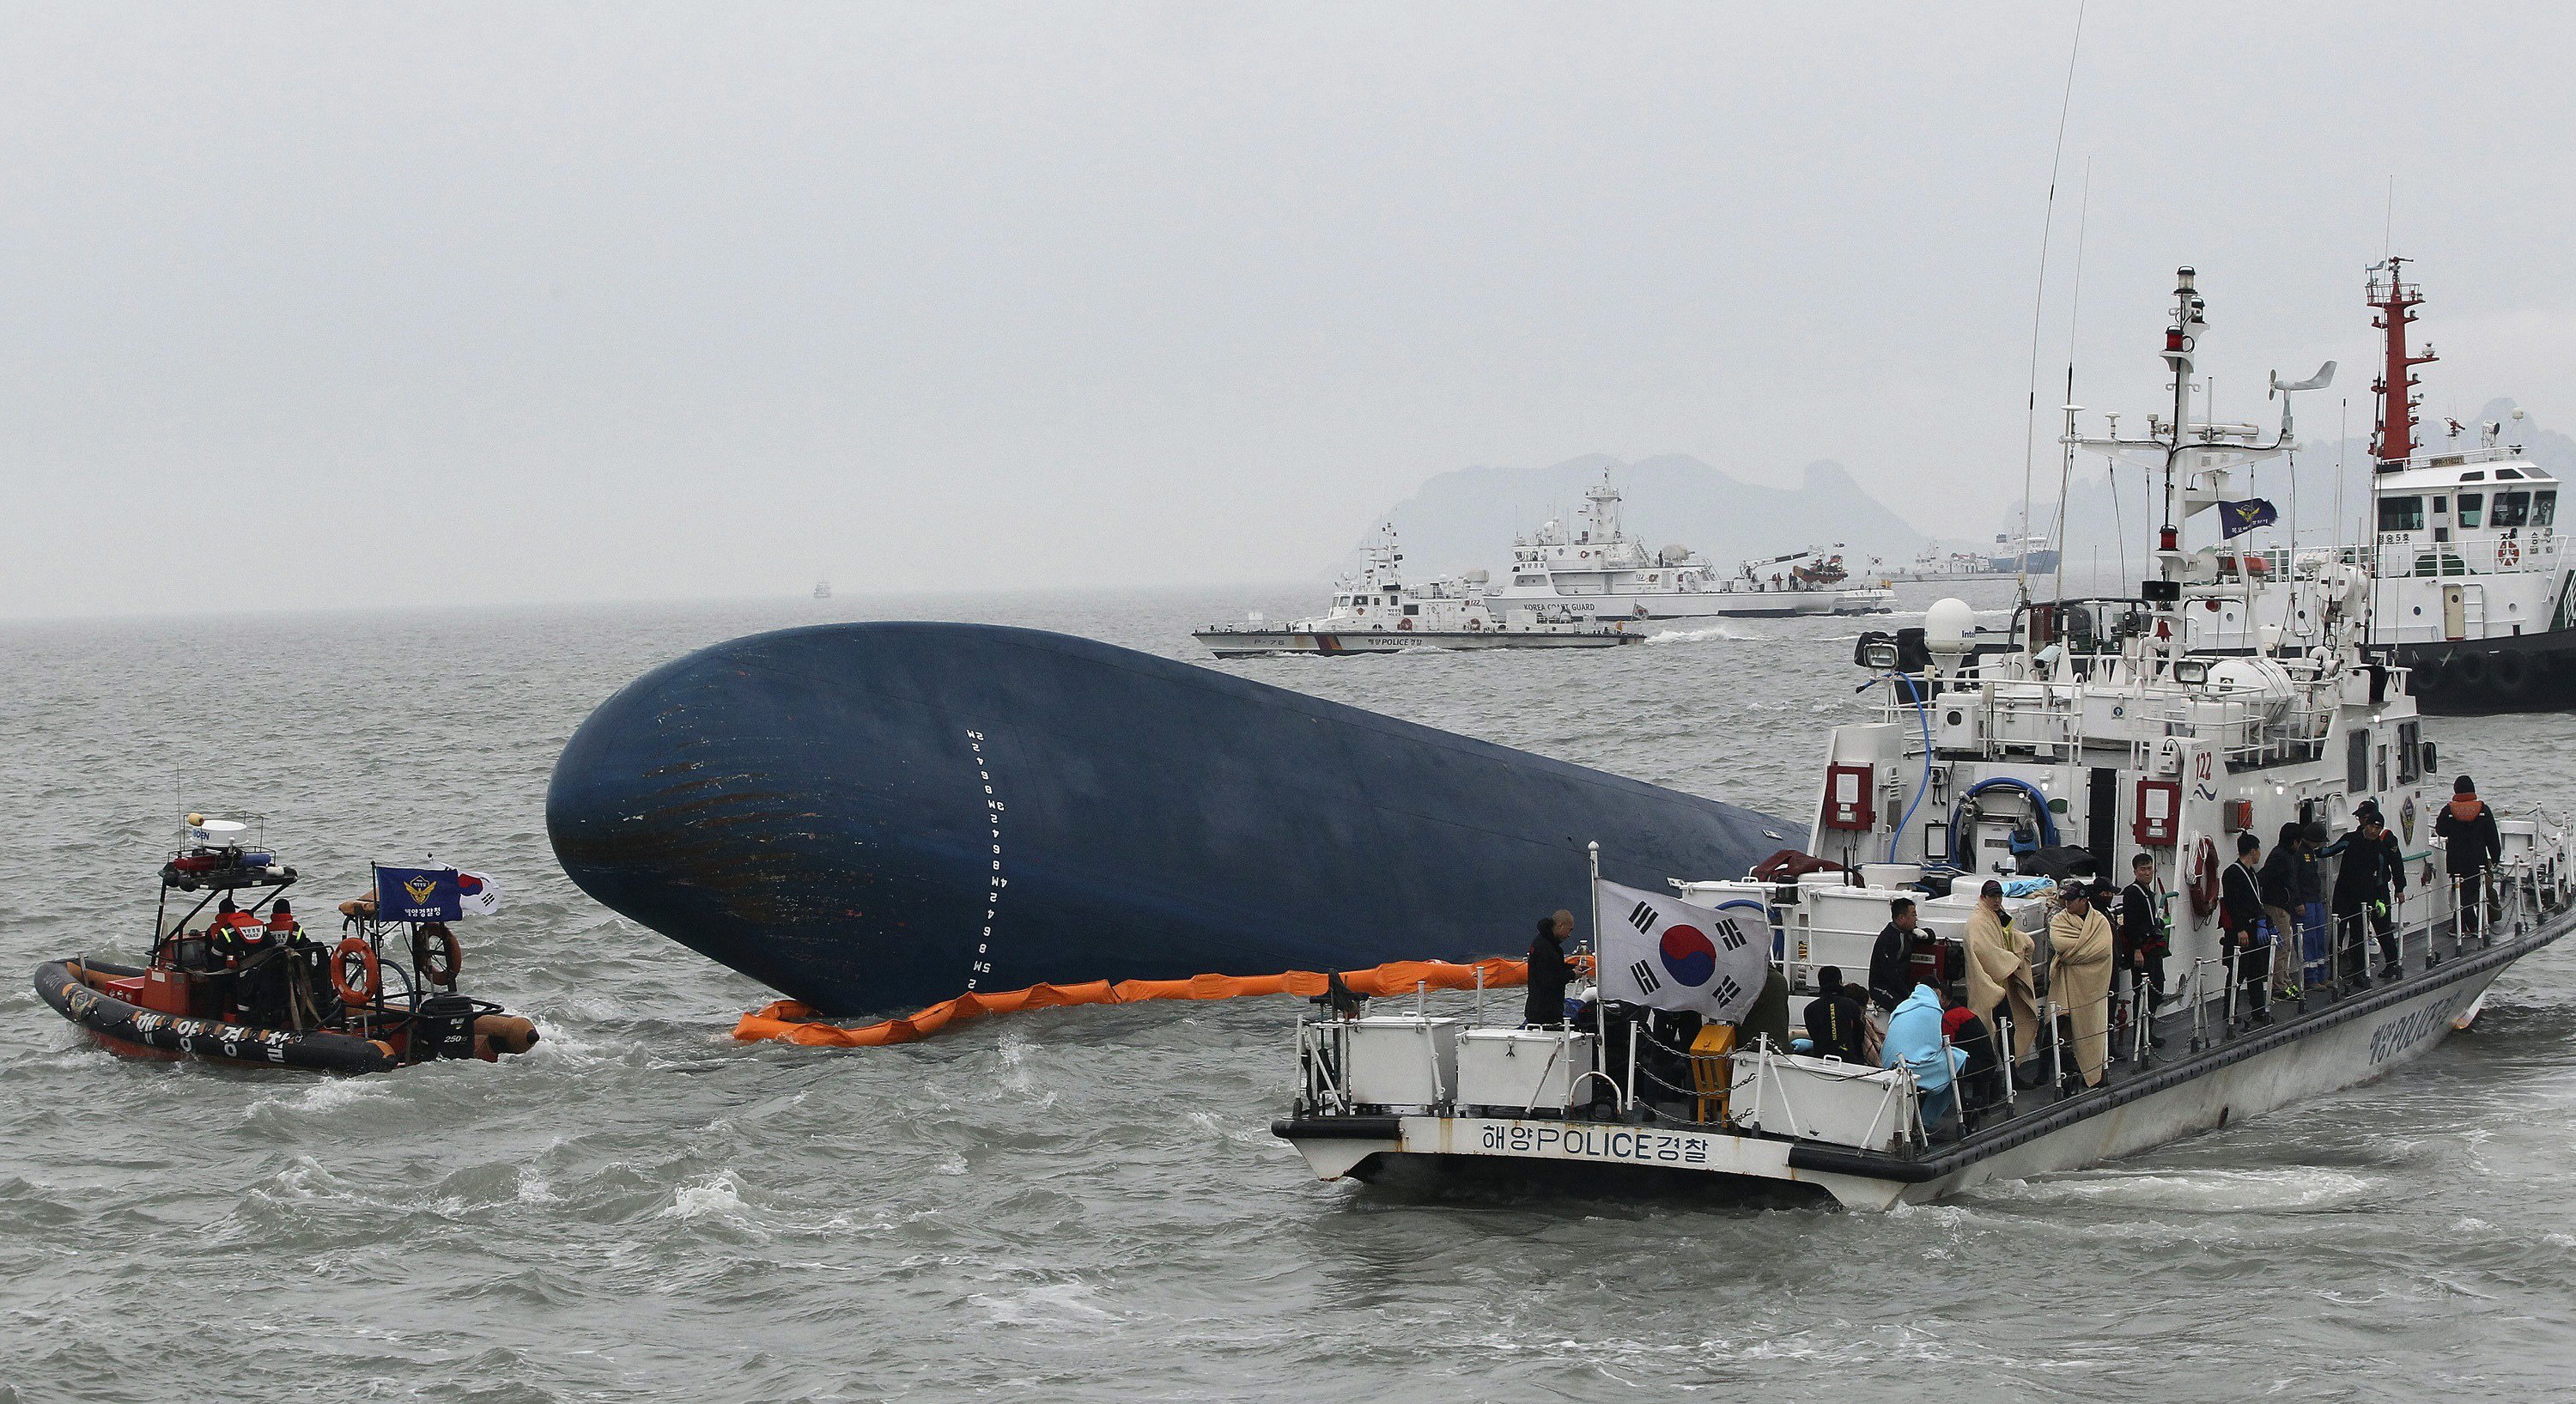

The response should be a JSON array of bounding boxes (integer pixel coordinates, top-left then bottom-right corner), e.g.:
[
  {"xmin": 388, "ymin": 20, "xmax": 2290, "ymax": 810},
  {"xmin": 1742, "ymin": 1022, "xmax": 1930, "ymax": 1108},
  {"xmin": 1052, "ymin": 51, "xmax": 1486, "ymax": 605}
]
[{"xmin": 416, "ymin": 993, "xmax": 479, "ymax": 1061}]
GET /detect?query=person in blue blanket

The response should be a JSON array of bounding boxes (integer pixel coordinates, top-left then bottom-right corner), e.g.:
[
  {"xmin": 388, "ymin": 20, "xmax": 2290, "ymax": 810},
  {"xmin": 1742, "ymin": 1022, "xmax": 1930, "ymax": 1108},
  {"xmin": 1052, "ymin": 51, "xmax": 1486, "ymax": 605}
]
[{"xmin": 1881, "ymin": 980, "xmax": 1966, "ymax": 1131}]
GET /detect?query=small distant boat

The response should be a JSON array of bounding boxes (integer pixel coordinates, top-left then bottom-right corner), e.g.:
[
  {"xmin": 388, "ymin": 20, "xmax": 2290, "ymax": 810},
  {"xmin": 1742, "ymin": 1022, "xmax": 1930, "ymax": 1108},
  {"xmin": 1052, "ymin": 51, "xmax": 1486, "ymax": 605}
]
[
  {"xmin": 1194, "ymin": 525, "xmax": 1640, "ymax": 657},
  {"xmin": 813, "ymin": 580, "xmax": 833, "ymax": 600}
]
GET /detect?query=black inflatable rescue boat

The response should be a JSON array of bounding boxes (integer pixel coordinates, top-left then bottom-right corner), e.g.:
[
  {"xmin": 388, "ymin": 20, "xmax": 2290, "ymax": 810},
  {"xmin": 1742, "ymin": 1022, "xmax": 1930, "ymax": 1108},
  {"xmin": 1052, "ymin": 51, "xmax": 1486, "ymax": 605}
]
[{"xmin": 36, "ymin": 816, "xmax": 539, "ymax": 1073}]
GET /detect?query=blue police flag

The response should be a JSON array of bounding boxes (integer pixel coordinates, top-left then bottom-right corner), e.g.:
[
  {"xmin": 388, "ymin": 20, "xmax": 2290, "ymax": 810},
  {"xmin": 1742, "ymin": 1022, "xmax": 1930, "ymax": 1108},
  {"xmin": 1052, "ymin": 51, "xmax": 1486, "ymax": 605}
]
[
  {"xmin": 374, "ymin": 865, "xmax": 463, "ymax": 922},
  {"xmin": 2218, "ymin": 499, "xmax": 2279, "ymax": 539}
]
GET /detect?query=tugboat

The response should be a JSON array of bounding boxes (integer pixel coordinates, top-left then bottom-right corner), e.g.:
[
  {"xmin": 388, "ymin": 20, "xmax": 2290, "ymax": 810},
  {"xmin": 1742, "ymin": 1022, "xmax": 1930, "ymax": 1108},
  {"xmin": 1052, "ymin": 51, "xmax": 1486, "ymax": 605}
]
[
  {"xmin": 35, "ymin": 815, "xmax": 539, "ymax": 1073},
  {"xmin": 1194, "ymin": 524, "xmax": 1640, "ymax": 656},
  {"xmin": 1271, "ymin": 270, "xmax": 2576, "ymax": 1208}
]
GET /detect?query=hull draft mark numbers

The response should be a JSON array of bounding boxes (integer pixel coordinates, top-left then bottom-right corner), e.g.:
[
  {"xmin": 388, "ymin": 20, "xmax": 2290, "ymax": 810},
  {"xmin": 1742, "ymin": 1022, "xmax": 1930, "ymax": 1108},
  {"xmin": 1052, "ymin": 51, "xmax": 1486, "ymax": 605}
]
[{"xmin": 967, "ymin": 730, "xmax": 1005, "ymax": 992}]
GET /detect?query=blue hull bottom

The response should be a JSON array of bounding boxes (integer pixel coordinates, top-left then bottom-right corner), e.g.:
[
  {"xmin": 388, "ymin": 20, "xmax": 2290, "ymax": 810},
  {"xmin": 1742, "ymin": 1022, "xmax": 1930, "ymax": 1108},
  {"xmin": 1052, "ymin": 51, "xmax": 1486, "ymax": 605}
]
[{"xmin": 546, "ymin": 623, "xmax": 1800, "ymax": 1016}]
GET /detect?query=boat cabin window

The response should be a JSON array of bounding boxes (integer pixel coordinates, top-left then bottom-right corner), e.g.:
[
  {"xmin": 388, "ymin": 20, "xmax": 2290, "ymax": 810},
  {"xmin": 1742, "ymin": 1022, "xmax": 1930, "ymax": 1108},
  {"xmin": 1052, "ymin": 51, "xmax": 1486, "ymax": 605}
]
[
  {"xmin": 2431, "ymin": 495, "xmax": 2449, "ymax": 516},
  {"xmin": 2398, "ymin": 720, "xmax": 2422, "ymax": 784},
  {"xmin": 2379, "ymin": 496, "xmax": 2424, "ymax": 532},
  {"xmin": 2493, "ymin": 491, "xmax": 2532, "ymax": 528},
  {"xmin": 2462, "ymin": 471, "xmax": 2486, "ymax": 482},
  {"xmin": 2496, "ymin": 468, "xmax": 2524, "ymax": 479},
  {"xmin": 2347, "ymin": 729, "xmax": 2370, "ymax": 793},
  {"xmin": 1402, "ymin": 604, "xmax": 1419, "ymax": 617},
  {"xmin": 2538, "ymin": 491, "xmax": 2559, "ymax": 528},
  {"xmin": 2458, "ymin": 493, "xmax": 2484, "ymax": 529}
]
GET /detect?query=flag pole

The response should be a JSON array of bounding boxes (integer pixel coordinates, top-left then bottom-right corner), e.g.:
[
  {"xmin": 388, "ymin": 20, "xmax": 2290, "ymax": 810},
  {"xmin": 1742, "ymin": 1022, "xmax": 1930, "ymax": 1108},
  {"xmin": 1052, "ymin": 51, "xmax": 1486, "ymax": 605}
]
[{"xmin": 1589, "ymin": 841, "xmax": 1609, "ymax": 1088}]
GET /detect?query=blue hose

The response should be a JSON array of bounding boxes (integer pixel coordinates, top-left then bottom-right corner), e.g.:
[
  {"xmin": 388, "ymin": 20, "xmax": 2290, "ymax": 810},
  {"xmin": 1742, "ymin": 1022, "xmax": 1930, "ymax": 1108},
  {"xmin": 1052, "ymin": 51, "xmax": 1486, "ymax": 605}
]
[{"xmin": 1950, "ymin": 776, "xmax": 2061, "ymax": 862}]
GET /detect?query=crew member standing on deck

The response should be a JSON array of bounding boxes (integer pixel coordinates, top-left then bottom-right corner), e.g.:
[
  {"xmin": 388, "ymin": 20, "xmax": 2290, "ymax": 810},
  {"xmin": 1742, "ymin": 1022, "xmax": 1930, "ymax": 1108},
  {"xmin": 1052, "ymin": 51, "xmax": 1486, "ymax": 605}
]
[
  {"xmin": 2329, "ymin": 808, "xmax": 2406, "ymax": 982},
  {"xmin": 2436, "ymin": 775, "xmax": 2505, "ymax": 939},
  {"xmin": 1522, "ymin": 909, "xmax": 1576, "ymax": 1028},
  {"xmin": 2117, "ymin": 854, "xmax": 2170, "ymax": 1024},
  {"xmin": 2222, "ymin": 833, "xmax": 2270, "ymax": 1024}
]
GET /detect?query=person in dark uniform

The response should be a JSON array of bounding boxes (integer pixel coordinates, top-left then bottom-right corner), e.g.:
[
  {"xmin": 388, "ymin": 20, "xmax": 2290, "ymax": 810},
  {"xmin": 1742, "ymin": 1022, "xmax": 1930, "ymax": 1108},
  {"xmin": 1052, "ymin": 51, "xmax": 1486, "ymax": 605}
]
[
  {"xmin": 2117, "ymin": 854, "xmax": 2170, "ymax": 1030},
  {"xmin": 2435, "ymin": 775, "xmax": 2505, "ymax": 938},
  {"xmin": 1868, "ymin": 897, "xmax": 1921, "ymax": 1013},
  {"xmin": 2221, "ymin": 833, "xmax": 2269, "ymax": 1024},
  {"xmin": 1802, "ymin": 966, "xmax": 1868, "ymax": 1062},
  {"xmin": 2327, "ymin": 809, "xmax": 2406, "ymax": 982},
  {"xmin": 1522, "ymin": 909, "xmax": 1576, "ymax": 1028}
]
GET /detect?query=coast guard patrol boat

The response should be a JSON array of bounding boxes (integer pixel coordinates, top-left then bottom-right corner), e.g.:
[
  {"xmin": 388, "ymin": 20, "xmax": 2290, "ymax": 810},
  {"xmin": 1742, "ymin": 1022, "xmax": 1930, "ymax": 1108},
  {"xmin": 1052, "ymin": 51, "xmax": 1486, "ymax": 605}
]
[
  {"xmin": 1195, "ymin": 525, "xmax": 1639, "ymax": 656},
  {"xmin": 1485, "ymin": 474, "xmax": 1894, "ymax": 620},
  {"xmin": 1272, "ymin": 270, "xmax": 2576, "ymax": 1207}
]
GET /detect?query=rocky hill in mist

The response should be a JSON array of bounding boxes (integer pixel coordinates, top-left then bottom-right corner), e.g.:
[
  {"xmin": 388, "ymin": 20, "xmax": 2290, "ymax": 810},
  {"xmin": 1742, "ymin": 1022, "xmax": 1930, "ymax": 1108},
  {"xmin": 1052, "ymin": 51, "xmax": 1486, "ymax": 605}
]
[{"xmin": 1358, "ymin": 453, "xmax": 1930, "ymax": 580}]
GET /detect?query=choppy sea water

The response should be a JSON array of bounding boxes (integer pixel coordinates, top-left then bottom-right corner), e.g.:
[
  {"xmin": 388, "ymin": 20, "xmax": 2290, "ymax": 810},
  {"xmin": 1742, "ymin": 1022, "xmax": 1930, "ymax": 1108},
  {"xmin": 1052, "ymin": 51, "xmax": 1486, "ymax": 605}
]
[{"xmin": 5, "ymin": 583, "xmax": 2573, "ymax": 1403}]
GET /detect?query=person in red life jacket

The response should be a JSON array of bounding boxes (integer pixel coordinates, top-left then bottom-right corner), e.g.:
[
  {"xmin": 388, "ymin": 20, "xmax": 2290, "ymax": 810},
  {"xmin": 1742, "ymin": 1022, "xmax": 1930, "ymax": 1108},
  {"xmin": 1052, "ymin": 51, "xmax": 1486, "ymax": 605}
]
[
  {"xmin": 2221, "ymin": 833, "xmax": 2270, "ymax": 1025},
  {"xmin": 2435, "ymin": 775, "xmax": 2506, "ymax": 939},
  {"xmin": 1941, "ymin": 998, "xmax": 1999, "ymax": 1126}
]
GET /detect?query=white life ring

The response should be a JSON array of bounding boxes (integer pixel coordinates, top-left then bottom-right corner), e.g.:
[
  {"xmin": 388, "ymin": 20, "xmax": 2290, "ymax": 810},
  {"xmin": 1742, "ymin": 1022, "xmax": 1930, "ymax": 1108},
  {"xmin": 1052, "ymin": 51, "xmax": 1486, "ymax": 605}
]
[{"xmin": 2499, "ymin": 535, "xmax": 2522, "ymax": 567}]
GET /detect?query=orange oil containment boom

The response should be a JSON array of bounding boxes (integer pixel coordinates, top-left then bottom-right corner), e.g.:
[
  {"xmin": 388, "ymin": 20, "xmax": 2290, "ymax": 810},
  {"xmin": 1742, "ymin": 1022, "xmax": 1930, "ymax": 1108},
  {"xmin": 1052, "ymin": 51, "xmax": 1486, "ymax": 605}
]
[{"xmin": 733, "ymin": 957, "xmax": 1538, "ymax": 1048}]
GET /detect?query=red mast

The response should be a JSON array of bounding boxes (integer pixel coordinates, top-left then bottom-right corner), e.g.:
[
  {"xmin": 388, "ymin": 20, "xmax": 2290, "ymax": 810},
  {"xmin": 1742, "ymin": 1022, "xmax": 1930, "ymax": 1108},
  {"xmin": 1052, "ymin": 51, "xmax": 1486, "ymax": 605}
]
[{"xmin": 2367, "ymin": 258, "xmax": 2438, "ymax": 465}]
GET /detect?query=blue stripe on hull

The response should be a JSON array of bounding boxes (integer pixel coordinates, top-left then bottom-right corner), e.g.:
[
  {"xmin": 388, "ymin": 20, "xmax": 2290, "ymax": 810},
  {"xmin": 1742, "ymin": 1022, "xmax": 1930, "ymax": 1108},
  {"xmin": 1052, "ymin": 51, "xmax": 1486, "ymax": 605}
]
[{"xmin": 547, "ymin": 623, "xmax": 1799, "ymax": 1016}]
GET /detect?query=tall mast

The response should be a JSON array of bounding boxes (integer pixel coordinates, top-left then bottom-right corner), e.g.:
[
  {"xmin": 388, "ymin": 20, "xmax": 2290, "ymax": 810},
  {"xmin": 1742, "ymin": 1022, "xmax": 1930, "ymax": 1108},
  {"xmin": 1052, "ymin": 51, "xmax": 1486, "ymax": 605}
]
[
  {"xmin": 2366, "ymin": 258, "xmax": 2437, "ymax": 466},
  {"xmin": 2156, "ymin": 267, "xmax": 2206, "ymax": 582}
]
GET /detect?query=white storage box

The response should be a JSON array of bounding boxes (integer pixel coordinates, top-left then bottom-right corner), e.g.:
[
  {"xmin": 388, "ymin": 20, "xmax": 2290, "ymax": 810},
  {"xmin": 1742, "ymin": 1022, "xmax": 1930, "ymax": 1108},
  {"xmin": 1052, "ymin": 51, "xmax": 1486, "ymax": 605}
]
[
  {"xmin": 1728, "ymin": 1048, "xmax": 1914, "ymax": 1151},
  {"xmin": 1455, "ymin": 1029, "xmax": 1596, "ymax": 1113},
  {"xmin": 1341, "ymin": 1016, "xmax": 1464, "ymax": 1109}
]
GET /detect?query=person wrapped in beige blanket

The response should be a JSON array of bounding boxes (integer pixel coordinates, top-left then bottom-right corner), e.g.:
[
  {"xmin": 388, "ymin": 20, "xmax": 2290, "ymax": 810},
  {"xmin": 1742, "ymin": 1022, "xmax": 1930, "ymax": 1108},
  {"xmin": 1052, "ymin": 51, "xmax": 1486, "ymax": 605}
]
[
  {"xmin": 1965, "ymin": 878, "xmax": 2039, "ymax": 1065},
  {"xmin": 2050, "ymin": 881, "xmax": 2117, "ymax": 1088}
]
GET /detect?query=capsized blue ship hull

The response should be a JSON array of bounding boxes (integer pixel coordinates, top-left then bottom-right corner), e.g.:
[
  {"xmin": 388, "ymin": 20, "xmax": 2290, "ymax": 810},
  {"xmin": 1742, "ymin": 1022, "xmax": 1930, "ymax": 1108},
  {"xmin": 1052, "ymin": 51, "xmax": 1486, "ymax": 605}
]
[{"xmin": 546, "ymin": 623, "xmax": 1801, "ymax": 1017}]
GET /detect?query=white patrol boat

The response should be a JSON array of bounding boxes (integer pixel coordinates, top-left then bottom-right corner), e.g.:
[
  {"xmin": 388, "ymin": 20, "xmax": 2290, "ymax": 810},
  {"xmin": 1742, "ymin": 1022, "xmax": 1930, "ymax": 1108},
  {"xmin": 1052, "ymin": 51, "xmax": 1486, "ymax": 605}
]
[
  {"xmin": 1271, "ymin": 270, "xmax": 2576, "ymax": 1208},
  {"xmin": 1194, "ymin": 525, "xmax": 1640, "ymax": 657},
  {"xmin": 1485, "ymin": 473, "xmax": 1895, "ymax": 620},
  {"xmin": 2076, "ymin": 260, "xmax": 2572, "ymax": 714}
]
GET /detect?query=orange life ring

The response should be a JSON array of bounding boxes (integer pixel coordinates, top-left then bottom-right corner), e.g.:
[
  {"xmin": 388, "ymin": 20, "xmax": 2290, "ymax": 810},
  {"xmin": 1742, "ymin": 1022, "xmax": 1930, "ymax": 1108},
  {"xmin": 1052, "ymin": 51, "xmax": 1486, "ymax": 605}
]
[
  {"xmin": 1398, "ymin": 617, "xmax": 1413, "ymax": 631},
  {"xmin": 412, "ymin": 922, "xmax": 464, "ymax": 988},
  {"xmin": 332, "ymin": 936, "xmax": 382, "ymax": 1006},
  {"xmin": 2186, "ymin": 835, "xmax": 2221, "ymax": 920},
  {"xmin": 2499, "ymin": 536, "xmax": 2522, "ymax": 567}
]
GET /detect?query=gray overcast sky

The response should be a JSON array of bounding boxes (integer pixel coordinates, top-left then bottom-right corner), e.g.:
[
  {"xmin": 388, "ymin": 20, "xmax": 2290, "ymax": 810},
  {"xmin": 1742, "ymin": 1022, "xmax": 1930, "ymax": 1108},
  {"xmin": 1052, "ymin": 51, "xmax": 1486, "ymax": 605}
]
[{"xmin": 6, "ymin": 2, "xmax": 2572, "ymax": 619}]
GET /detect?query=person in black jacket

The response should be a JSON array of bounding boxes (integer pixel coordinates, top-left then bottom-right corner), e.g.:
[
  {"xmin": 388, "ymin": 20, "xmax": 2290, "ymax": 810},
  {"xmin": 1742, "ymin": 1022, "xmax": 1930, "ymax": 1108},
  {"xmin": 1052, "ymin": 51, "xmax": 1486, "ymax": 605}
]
[
  {"xmin": 2259, "ymin": 823, "xmax": 2306, "ymax": 1000},
  {"xmin": 2117, "ymin": 854, "xmax": 2171, "ymax": 1030},
  {"xmin": 1868, "ymin": 897, "xmax": 1920, "ymax": 1013},
  {"xmin": 2435, "ymin": 775, "xmax": 2506, "ymax": 938},
  {"xmin": 1802, "ymin": 965, "xmax": 1868, "ymax": 1062},
  {"xmin": 2327, "ymin": 811, "xmax": 2406, "ymax": 982},
  {"xmin": 1522, "ymin": 909, "xmax": 1576, "ymax": 1027},
  {"xmin": 2221, "ymin": 832, "xmax": 2270, "ymax": 1024}
]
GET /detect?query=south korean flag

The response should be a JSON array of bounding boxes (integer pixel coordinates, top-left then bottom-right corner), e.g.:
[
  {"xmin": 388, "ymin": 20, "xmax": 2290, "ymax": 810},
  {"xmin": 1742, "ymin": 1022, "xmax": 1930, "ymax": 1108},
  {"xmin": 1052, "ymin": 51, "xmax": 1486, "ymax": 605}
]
[{"xmin": 1595, "ymin": 878, "xmax": 1771, "ymax": 1023}]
